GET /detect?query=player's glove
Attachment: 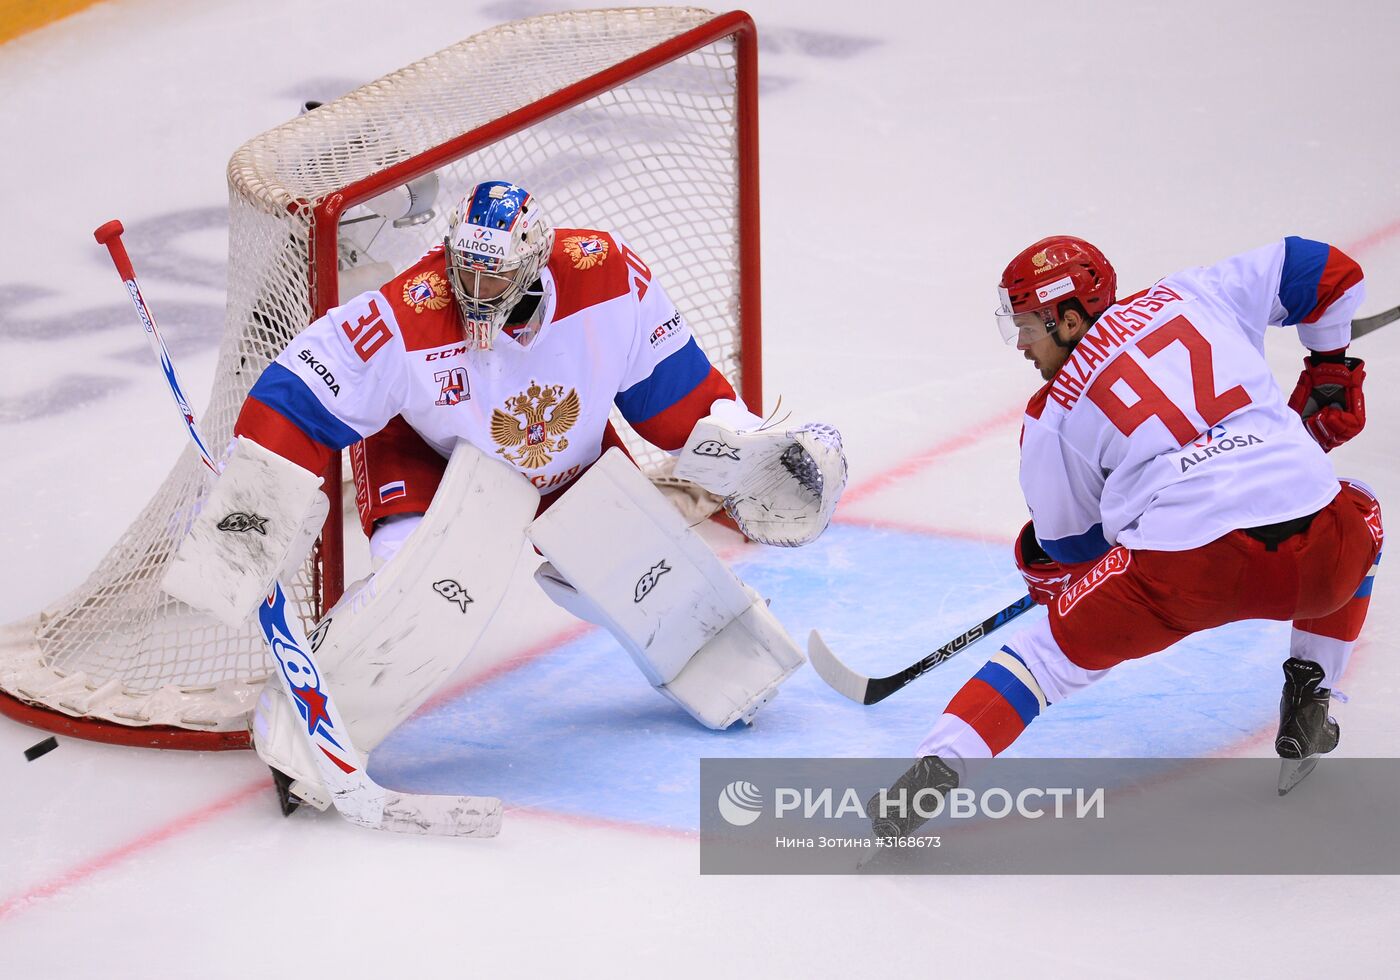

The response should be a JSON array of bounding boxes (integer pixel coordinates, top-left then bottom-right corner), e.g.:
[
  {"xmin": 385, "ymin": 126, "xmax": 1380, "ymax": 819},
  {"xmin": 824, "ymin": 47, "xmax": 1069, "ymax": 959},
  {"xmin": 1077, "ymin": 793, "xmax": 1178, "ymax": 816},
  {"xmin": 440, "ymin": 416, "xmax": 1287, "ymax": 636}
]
[
  {"xmin": 1014, "ymin": 521, "xmax": 1073, "ymax": 605},
  {"xmin": 1287, "ymin": 350, "xmax": 1366, "ymax": 452}
]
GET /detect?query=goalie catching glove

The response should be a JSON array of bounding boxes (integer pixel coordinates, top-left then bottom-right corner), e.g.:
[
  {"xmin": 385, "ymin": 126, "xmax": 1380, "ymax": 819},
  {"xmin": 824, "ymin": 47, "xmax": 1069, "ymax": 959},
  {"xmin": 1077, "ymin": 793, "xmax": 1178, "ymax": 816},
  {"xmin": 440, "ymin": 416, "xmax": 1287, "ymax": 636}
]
[
  {"xmin": 161, "ymin": 437, "xmax": 329, "ymax": 627},
  {"xmin": 673, "ymin": 400, "xmax": 847, "ymax": 547}
]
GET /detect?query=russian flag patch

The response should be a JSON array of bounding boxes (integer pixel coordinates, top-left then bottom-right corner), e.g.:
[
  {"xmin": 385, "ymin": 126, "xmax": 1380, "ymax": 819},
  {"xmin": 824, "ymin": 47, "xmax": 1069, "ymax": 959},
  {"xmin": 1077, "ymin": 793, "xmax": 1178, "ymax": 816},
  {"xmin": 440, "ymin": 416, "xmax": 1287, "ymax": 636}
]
[{"xmin": 378, "ymin": 480, "xmax": 407, "ymax": 503}]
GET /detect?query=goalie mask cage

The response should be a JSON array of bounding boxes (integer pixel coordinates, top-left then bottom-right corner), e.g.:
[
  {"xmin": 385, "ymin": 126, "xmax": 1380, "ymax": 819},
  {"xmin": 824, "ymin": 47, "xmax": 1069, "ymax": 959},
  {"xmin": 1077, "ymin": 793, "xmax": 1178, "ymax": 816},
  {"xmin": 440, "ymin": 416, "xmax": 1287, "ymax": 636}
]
[{"xmin": 0, "ymin": 7, "xmax": 761, "ymax": 749}]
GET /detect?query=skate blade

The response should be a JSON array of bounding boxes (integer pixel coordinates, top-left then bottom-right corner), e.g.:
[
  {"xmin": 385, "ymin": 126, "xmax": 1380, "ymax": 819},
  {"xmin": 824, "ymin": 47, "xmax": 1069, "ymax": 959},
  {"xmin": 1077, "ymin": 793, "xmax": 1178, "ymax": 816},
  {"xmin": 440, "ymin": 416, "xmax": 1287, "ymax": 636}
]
[{"xmin": 1278, "ymin": 756, "xmax": 1319, "ymax": 796}]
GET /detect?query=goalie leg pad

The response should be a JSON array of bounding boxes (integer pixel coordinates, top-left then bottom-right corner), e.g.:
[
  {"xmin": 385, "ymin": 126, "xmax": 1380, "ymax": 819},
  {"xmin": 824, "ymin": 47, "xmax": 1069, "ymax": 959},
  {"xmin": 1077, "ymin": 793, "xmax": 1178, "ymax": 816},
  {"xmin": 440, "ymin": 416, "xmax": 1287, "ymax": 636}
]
[
  {"xmin": 161, "ymin": 436, "xmax": 328, "ymax": 628},
  {"xmin": 526, "ymin": 448, "xmax": 805, "ymax": 729},
  {"xmin": 252, "ymin": 439, "xmax": 537, "ymax": 795}
]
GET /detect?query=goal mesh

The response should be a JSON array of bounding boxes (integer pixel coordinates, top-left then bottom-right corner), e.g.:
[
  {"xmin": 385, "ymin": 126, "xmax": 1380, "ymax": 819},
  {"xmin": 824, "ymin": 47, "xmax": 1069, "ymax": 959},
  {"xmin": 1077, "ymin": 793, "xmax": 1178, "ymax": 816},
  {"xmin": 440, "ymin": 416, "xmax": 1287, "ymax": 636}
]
[{"xmin": 0, "ymin": 7, "xmax": 759, "ymax": 746}]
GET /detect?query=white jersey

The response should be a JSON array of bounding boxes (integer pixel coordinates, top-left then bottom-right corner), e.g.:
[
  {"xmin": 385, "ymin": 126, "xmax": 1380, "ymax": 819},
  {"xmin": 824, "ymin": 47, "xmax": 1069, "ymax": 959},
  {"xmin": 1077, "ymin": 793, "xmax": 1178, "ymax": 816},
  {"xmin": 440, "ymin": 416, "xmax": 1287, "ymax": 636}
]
[
  {"xmin": 1023, "ymin": 237, "xmax": 1364, "ymax": 562},
  {"xmin": 235, "ymin": 229, "xmax": 735, "ymax": 496}
]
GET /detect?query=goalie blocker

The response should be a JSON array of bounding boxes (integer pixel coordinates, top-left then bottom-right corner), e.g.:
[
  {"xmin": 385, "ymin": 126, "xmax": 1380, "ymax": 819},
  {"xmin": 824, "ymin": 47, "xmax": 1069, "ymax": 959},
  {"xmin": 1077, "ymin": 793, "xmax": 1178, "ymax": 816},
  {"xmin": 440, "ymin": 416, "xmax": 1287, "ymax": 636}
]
[{"xmin": 162, "ymin": 437, "xmax": 329, "ymax": 627}]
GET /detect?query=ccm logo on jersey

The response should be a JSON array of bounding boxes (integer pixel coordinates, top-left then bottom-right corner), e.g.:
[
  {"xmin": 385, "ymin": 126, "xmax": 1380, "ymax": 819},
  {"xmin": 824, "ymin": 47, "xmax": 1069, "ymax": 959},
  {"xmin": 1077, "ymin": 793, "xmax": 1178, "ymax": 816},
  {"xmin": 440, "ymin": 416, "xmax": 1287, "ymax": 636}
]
[
  {"xmin": 634, "ymin": 560, "xmax": 671, "ymax": 602},
  {"xmin": 1055, "ymin": 547, "xmax": 1131, "ymax": 617},
  {"xmin": 298, "ymin": 349, "xmax": 342, "ymax": 395},
  {"xmin": 425, "ymin": 345, "xmax": 470, "ymax": 361}
]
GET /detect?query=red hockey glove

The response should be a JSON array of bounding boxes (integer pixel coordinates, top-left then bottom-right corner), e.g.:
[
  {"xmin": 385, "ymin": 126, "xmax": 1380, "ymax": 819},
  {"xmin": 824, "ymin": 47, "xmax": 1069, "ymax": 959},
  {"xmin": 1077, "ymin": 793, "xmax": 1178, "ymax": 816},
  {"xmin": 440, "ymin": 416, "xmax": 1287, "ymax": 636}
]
[
  {"xmin": 1014, "ymin": 521, "xmax": 1073, "ymax": 606},
  {"xmin": 1287, "ymin": 351, "xmax": 1366, "ymax": 452}
]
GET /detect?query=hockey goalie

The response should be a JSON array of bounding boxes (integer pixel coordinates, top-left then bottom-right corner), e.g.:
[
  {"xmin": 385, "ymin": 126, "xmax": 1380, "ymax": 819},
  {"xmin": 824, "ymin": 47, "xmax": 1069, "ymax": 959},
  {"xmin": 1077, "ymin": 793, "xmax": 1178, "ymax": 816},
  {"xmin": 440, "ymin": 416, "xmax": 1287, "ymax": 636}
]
[{"xmin": 161, "ymin": 180, "xmax": 846, "ymax": 813}]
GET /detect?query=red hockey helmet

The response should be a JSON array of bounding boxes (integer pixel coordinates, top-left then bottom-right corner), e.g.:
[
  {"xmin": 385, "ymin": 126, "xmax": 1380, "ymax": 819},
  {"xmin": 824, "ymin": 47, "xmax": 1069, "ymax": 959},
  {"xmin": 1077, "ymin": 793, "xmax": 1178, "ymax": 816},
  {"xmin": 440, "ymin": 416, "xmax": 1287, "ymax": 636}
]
[{"xmin": 995, "ymin": 235, "xmax": 1117, "ymax": 348}]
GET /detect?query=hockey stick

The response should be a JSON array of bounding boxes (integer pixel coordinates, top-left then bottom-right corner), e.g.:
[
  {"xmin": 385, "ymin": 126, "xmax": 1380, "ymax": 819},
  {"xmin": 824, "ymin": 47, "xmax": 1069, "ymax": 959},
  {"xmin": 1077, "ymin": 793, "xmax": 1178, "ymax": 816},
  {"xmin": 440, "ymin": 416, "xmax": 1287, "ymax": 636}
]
[
  {"xmin": 94, "ymin": 220, "xmax": 502, "ymax": 837},
  {"xmin": 808, "ymin": 593, "xmax": 1038, "ymax": 705},
  {"xmin": 1351, "ymin": 303, "xmax": 1400, "ymax": 340}
]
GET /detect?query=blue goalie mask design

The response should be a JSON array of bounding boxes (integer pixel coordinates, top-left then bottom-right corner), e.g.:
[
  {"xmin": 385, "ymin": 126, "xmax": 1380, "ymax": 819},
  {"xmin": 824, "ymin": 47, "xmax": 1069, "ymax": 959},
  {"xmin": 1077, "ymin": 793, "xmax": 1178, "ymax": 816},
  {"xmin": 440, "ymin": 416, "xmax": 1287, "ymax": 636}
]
[{"xmin": 443, "ymin": 181, "xmax": 555, "ymax": 349}]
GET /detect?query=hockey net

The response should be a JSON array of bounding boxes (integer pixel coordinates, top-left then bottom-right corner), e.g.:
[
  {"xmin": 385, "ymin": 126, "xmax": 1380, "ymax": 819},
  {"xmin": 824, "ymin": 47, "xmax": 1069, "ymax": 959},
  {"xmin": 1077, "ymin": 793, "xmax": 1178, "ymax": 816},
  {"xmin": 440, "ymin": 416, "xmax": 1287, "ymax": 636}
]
[{"xmin": 0, "ymin": 7, "xmax": 760, "ymax": 748}]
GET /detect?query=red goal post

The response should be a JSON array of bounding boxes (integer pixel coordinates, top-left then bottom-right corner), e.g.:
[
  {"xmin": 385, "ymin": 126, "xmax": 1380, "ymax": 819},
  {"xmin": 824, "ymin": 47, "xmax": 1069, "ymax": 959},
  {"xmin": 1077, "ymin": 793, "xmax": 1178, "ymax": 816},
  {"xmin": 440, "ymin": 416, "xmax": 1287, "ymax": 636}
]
[{"xmin": 0, "ymin": 7, "xmax": 763, "ymax": 749}]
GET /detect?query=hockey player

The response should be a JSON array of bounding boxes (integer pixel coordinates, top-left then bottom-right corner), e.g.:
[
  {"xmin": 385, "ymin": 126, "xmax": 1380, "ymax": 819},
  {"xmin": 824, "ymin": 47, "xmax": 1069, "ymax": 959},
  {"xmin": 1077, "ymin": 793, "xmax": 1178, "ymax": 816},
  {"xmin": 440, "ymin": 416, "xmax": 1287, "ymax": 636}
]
[
  {"xmin": 162, "ymin": 180, "xmax": 845, "ymax": 812},
  {"xmin": 874, "ymin": 235, "xmax": 1381, "ymax": 835}
]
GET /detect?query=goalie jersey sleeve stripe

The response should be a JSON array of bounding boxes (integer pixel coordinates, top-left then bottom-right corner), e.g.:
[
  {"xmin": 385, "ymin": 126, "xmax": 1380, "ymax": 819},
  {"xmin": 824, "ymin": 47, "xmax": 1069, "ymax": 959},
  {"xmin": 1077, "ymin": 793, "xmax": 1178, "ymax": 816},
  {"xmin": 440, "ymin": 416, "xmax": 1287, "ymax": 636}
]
[
  {"xmin": 615, "ymin": 337, "xmax": 735, "ymax": 450},
  {"xmin": 237, "ymin": 362, "xmax": 364, "ymax": 473},
  {"xmin": 235, "ymin": 398, "xmax": 338, "ymax": 475}
]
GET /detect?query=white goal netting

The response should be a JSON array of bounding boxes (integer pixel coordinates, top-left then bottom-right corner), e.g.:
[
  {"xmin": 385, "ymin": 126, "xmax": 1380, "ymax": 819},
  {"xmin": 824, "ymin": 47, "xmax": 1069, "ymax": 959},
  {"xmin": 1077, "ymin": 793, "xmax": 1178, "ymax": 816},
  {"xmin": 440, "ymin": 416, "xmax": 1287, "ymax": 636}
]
[{"xmin": 0, "ymin": 7, "xmax": 757, "ymax": 743}]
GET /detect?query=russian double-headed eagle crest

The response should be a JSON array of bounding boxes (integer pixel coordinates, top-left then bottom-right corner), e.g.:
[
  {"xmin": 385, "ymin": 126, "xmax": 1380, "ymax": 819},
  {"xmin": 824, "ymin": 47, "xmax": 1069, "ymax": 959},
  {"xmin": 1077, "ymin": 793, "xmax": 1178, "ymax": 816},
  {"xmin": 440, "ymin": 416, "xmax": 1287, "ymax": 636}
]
[
  {"xmin": 402, "ymin": 270, "xmax": 452, "ymax": 313},
  {"xmin": 562, "ymin": 234, "xmax": 610, "ymax": 270},
  {"xmin": 490, "ymin": 381, "xmax": 581, "ymax": 469}
]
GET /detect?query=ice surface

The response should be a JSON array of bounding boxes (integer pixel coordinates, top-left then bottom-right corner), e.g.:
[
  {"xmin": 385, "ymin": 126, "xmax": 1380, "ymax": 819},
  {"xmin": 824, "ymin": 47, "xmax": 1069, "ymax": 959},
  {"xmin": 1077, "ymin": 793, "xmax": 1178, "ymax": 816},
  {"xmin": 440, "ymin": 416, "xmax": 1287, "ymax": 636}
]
[{"xmin": 3, "ymin": 1, "xmax": 1400, "ymax": 976}]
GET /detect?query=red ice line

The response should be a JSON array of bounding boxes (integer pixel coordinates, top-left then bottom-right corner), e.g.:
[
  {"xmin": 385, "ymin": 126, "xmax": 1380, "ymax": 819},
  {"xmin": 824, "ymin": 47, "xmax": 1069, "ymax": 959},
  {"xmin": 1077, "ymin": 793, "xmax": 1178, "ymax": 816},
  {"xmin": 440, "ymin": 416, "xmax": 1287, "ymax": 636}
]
[
  {"xmin": 0, "ymin": 778, "xmax": 268, "ymax": 921},
  {"xmin": 3, "ymin": 222, "xmax": 1396, "ymax": 921}
]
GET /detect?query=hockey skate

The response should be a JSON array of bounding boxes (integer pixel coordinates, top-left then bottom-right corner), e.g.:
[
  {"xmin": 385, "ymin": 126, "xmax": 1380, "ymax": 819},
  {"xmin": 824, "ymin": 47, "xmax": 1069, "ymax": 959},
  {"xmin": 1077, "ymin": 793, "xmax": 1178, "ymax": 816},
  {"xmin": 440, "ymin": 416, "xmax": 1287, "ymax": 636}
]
[
  {"xmin": 270, "ymin": 767, "xmax": 303, "ymax": 817},
  {"xmin": 1276, "ymin": 657, "xmax": 1340, "ymax": 795},
  {"xmin": 867, "ymin": 755, "xmax": 959, "ymax": 839}
]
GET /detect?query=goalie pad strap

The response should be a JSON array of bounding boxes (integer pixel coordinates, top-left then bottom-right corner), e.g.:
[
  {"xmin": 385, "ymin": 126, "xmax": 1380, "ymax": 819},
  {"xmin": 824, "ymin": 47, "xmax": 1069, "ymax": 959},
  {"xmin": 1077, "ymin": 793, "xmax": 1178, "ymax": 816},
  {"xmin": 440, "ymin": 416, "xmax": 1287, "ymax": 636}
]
[{"xmin": 161, "ymin": 436, "xmax": 327, "ymax": 628}]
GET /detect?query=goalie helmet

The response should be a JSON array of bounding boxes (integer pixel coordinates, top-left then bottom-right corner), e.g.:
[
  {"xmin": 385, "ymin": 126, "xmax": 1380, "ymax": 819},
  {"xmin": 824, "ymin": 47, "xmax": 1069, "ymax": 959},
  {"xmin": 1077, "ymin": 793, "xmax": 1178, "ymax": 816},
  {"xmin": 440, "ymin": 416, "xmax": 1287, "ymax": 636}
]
[
  {"xmin": 444, "ymin": 181, "xmax": 555, "ymax": 349},
  {"xmin": 995, "ymin": 235, "xmax": 1116, "ymax": 348}
]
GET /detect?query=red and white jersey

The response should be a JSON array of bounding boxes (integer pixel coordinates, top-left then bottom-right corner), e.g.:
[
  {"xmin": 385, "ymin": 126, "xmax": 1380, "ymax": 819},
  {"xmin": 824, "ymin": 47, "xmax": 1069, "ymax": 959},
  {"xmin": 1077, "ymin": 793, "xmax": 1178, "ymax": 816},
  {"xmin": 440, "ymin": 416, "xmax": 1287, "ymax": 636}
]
[
  {"xmin": 1023, "ymin": 237, "xmax": 1364, "ymax": 562},
  {"xmin": 234, "ymin": 229, "xmax": 736, "ymax": 496}
]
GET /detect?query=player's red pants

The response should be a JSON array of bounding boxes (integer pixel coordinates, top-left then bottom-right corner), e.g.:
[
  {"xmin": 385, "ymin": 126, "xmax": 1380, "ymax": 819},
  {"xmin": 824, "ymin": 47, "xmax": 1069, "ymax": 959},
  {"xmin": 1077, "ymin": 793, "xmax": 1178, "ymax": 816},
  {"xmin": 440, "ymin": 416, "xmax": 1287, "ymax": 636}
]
[
  {"xmin": 918, "ymin": 481, "xmax": 1382, "ymax": 761},
  {"xmin": 1048, "ymin": 480, "xmax": 1382, "ymax": 672}
]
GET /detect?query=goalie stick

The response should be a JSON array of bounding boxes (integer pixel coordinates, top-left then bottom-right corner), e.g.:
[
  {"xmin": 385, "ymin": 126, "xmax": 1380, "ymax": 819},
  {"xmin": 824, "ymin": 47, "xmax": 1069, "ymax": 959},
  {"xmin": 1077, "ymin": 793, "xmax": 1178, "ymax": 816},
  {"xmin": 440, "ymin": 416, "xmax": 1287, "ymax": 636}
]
[
  {"xmin": 94, "ymin": 220, "xmax": 502, "ymax": 837},
  {"xmin": 808, "ymin": 594, "xmax": 1038, "ymax": 705}
]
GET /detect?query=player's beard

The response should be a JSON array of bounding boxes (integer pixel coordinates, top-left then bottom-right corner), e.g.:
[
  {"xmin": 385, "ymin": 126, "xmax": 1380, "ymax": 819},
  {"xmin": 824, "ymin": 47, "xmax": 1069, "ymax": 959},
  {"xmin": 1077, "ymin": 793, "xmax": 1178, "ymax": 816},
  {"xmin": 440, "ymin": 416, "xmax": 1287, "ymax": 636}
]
[{"xmin": 1025, "ymin": 348, "xmax": 1057, "ymax": 381}]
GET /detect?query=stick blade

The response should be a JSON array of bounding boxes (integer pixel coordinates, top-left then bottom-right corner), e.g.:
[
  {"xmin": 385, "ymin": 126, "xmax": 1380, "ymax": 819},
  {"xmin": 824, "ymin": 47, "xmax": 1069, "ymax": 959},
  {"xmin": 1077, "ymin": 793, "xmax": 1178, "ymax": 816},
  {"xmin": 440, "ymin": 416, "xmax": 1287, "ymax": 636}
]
[
  {"xmin": 1278, "ymin": 757, "xmax": 1319, "ymax": 796},
  {"xmin": 807, "ymin": 630, "xmax": 873, "ymax": 704},
  {"xmin": 1353, "ymin": 305, "xmax": 1400, "ymax": 339},
  {"xmin": 378, "ymin": 792, "xmax": 504, "ymax": 837}
]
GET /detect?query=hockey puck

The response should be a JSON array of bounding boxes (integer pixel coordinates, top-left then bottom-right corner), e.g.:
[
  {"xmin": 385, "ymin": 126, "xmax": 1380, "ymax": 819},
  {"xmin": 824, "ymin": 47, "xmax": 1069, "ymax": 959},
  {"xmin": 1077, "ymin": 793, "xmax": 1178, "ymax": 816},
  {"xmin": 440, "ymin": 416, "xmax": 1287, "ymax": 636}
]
[{"xmin": 24, "ymin": 736, "xmax": 59, "ymax": 762}]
